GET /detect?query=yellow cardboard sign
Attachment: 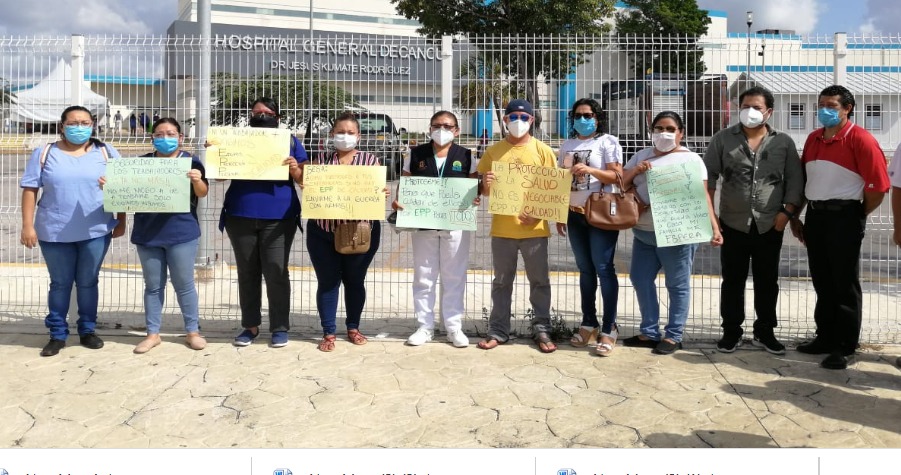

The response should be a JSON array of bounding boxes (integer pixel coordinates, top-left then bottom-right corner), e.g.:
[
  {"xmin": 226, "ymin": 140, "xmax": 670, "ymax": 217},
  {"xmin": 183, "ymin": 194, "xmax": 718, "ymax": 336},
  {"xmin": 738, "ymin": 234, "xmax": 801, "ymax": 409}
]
[
  {"xmin": 206, "ymin": 126, "xmax": 290, "ymax": 180},
  {"xmin": 488, "ymin": 161, "xmax": 570, "ymax": 222},
  {"xmin": 302, "ymin": 164, "xmax": 387, "ymax": 220}
]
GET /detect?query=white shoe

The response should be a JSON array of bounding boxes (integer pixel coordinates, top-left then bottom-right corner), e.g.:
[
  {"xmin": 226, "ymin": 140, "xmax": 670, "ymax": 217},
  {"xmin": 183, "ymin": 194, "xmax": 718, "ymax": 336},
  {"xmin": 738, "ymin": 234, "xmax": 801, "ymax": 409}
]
[
  {"xmin": 447, "ymin": 329, "xmax": 469, "ymax": 348},
  {"xmin": 407, "ymin": 327, "xmax": 433, "ymax": 346}
]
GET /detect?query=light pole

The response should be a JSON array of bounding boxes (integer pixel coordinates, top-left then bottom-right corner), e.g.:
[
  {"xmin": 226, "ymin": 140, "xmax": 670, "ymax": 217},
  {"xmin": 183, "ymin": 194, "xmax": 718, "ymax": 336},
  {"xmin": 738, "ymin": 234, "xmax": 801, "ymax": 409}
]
[{"xmin": 746, "ymin": 11, "xmax": 753, "ymax": 84}]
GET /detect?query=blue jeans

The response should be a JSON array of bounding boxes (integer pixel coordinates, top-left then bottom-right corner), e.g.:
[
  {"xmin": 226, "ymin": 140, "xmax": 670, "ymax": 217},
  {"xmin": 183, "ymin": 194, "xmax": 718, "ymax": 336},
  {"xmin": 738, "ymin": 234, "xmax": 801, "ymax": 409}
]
[
  {"xmin": 629, "ymin": 229, "xmax": 697, "ymax": 343},
  {"xmin": 136, "ymin": 239, "xmax": 200, "ymax": 334},
  {"xmin": 306, "ymin": 220, "xmax": 381, "ymax": 335},
  {"xmin": 39, "ymin": 234, "xmax": 112, "ymax": 340},
  {"xmin": 567, "ymin": 210, "xmax": 619, "ymax": 334}
]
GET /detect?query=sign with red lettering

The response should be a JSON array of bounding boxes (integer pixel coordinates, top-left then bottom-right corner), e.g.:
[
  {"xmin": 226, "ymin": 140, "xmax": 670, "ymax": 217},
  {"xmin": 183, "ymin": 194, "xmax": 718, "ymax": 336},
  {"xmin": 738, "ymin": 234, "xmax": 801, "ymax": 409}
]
[{"xmin": 488, "ymin": 162, "xmax": 570, "ymax": 222}]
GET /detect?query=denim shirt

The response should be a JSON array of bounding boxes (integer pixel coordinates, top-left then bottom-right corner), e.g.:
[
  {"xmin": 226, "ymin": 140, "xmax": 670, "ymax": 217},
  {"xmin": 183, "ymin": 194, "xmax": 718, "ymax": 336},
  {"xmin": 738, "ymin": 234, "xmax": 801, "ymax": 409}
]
[{"xmin": 703, "ymin": 123, "xmax": 804, "ymax": 233}]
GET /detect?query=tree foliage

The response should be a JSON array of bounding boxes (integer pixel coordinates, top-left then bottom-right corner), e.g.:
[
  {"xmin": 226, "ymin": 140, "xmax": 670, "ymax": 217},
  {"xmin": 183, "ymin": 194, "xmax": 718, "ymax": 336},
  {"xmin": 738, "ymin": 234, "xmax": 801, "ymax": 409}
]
[
  {"xmin": 1, "ymin": 77, "xmax": 14, "ymax": 105},
  {"xmin": 211, "ymin": 73, "xmax": 358, "ymax": 128},
  {"xmin": 615, "ymin": 0, "xmax": 711, "ymax": 76},
  {"xmin": 392, "ymin": 0, "xmax": 617, "ymax": 131}
]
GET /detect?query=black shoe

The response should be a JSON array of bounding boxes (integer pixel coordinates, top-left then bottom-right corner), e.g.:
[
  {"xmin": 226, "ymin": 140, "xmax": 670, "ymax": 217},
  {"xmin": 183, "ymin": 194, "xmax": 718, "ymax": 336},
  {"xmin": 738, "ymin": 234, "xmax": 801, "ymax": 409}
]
[
  {"xmin": 79, "ymin": 333, "xmax": 104, "ymax": 349},
  {"xmin": 716, "ymin": 333, "xmax": 742, "ymax": 353},
  {"xmin": 653, "ymin": 339, "xmax": 682, "ymax": 355},
  {"xmin": 41, "ymin": 338, "xmax": 66, "ymax": 357},
  {"xmin": 622, "ymin": 335, "xmax": 658, "ymax": 348},
  {"xmin": 796, "ymin": 338, "xmax": 830, "ymax": 355},
  {"xmin": 752, "ymin": 333, "xmax": 786, "ymax": 355},
  {"xmin": 821, "ymin": 352, "xmax": 854, "ymax": 370}
]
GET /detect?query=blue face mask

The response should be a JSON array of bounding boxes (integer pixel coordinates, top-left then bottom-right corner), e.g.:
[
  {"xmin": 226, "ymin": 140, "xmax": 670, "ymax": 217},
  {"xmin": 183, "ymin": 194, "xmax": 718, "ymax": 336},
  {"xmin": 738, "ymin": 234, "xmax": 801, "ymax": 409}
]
[
  {"xmin": 573, "ymin": 117, "xmax": 597, "ymax": 137},
  {"xmin": 153, "ymin": 137, "xmax": 180, "ymax": 154},
  {"xmin": 817, "ymin": 107, "xmax": 841, "ymax": 128},
  {"xmin": 63, "ymin": 125, "xmax": 93, "ymax": 145}
]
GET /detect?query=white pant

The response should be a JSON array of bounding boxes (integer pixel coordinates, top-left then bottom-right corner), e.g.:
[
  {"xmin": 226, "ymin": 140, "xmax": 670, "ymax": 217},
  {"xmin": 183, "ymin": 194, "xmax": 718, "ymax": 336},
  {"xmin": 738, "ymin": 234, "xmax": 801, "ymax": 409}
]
[{"xmin": 411, "ymin": 229, "xmax": 471, "ymax": 332}]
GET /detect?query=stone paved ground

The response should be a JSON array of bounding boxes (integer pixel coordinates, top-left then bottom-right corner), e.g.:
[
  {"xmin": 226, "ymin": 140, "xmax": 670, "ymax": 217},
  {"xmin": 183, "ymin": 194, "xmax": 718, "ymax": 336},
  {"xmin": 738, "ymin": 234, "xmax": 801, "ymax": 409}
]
[{"xmin": 2, "ymin": 332, "xmax": 899, "ymax": 449}]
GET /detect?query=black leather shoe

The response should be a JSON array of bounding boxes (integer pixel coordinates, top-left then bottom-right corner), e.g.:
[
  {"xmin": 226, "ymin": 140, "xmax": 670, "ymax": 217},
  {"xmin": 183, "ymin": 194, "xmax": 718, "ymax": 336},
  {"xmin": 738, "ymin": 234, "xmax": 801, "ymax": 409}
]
[
  {"xmin": 41, "ymin": 339, "xmax": 66, "ymax": 357},
  {"xmin": 652, "ymin": 339, "xmax": 682, "ymax": 355},
  {"xmin": 796, "ymin": 338, "xmax": 830, "ymax": 355},
  {"xmin": 821, "ymin": 352, "xmax": 854, "ymax": 370},
  {"xmin": 79, "ymin": 333, "xmax": 104, "ymax": 349},
  {"xmin": 622, "ymin": 335, "xmax": 658, "ymax": 348}
]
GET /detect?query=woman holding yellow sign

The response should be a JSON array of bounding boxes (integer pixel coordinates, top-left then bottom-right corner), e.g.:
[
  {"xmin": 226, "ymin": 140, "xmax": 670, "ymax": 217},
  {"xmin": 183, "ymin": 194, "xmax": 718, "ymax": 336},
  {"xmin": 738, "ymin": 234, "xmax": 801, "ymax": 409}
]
[
  {"xmin": 391, "ymin": 111, "xmax": 480, "ymax": 348},
  {"xmin": 215, "ymin": 98, "xmax": 307, "ymax": 349},
  {"xmin": 302, "ymin": 112, "xmax": 388, "ymax": 352}
]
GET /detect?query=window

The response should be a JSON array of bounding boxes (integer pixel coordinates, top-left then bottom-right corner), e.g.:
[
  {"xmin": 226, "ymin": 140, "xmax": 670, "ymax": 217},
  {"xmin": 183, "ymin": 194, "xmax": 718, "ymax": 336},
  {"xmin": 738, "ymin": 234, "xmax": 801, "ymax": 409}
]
[
  {"xmin": 788, "ymin": 103, "xmax": 805, "ymax": 130},
  {"xmin": 865, "ymin": 104, "xmax": 883, "ymax": 130}
]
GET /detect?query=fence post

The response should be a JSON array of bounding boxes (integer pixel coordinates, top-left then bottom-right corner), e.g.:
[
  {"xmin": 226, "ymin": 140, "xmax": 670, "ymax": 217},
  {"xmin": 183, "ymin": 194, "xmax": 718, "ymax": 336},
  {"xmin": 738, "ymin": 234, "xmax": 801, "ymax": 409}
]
[
  {"xmin": 70, "ymin": 34, "xmax": 84, "ymax": 106},
  {"xmin": 441, "ymin": 35, "xmax": 453, "ymax": 111},
  {"xmin": 833, "ymin": 32, "xmax": 848, "ymax": 87},
  {"xmin": 195, "ymin": 0, "xmax": 213, "ymax": 272}
]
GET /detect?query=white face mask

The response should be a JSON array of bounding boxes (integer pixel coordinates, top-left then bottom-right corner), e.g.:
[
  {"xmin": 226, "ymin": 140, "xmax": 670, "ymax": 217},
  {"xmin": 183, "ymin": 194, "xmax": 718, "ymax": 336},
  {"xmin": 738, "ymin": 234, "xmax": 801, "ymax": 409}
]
[
  {"xmin": 739, "ymin": 108, "xmax": 767, "ymax": 128},
  {"xmin": 332, "ymin": 133, "xmax": 357, "ymax": 152},
  {"xmin": 430, "ymin": 129, "xmax": 455, "ymax": 146},
  {"xmin": 652, "ymin": 132, "xmax": 678, "ymax": 152},
  {"xmin": 506, "ymin": 119, "xmax": 531, "ymax": 138}
]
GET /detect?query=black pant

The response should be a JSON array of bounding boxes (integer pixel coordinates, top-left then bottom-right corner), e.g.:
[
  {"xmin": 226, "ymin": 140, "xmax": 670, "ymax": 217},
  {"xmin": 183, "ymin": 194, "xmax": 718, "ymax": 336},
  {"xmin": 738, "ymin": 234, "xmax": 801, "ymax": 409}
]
[
  {"xmin": 720, "ymin": 222, "xmax": 784, "ymax": 337},
  {"xmin": 225, "ymin": 215, "xmax": 297, "ymax": 332},
  {"xmin": 803, "ymin": 205, "xmax": 865, "ymax": 354}
]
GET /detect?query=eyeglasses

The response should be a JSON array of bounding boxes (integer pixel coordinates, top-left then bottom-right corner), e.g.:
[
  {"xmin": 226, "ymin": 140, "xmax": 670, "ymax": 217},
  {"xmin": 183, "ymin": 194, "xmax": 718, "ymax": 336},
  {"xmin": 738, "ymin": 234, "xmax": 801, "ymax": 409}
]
[
  {"xmin": 653, "ymin": 125, "xmax": 679, "ymax": 133},
  {"xmin": 573, "ymin": 113, "xmax": 595, "ymax": 120},
  {"xmin": 152, "ymin": 132, "xmax": 180, "ymax": 138},
  {"xmin": 430, "ymin": 123, "xmax": 457, "ymax": 131},
  {"xmin": 63, "ymin": 122, "xmax": 92, "ymax": 127},
  {"xmin": 507, "ymin": 113, "xmax": 531, "ymax": 122}
]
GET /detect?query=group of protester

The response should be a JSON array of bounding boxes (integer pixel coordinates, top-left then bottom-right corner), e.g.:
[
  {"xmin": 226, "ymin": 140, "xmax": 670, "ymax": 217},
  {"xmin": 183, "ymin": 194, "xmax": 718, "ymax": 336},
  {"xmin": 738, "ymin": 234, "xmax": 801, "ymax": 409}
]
[{"xmin": 19, "ymin": 85, "xmax": 899, "ymax": 370}]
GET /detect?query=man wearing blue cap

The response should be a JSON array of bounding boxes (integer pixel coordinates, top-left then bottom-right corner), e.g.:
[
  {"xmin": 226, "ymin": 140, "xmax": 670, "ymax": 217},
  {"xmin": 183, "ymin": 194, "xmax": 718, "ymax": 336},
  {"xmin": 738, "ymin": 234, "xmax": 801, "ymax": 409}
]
[{"xmin": 477, "ymin": 99, "xmax": 560, "ymax": 353}]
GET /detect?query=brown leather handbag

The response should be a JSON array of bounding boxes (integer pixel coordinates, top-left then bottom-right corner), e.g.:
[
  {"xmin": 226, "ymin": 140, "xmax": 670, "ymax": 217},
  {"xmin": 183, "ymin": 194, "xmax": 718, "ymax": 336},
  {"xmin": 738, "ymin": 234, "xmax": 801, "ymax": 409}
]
[
  {"xmin": 584, "ymin": 172, "xmax": 646, "ymax": 231},
  {"xmin": 334, "ymin": 221, "xmax": 372, "ymax": 254}
]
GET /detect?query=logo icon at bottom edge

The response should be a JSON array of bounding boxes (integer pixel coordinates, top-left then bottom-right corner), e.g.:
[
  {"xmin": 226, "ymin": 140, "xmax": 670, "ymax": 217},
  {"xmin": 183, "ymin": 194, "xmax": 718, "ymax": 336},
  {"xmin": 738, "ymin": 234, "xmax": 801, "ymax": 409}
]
[{"xmin": 557, "ymin": 469, "xmax": 577, "ymax": 475}]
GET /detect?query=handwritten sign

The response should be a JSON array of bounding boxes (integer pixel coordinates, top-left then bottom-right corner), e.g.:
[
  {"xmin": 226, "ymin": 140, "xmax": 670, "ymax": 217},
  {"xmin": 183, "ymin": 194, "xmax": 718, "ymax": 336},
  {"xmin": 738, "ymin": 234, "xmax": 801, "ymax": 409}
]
[
  {"xmin": 302, "ymin": 164, "xmax": 387, "ymax": 220},
  {"xmin": 103, "ymin": 157, "xmax": 191, "ymax": 213},
  {"xmin": 206, "ymin": 126, "xmax": 290, "ymax": 180},
  {"xmin": 487, "ymin": 162, "xmax": 570, "ymax": 222},
  {"xmin": 646, "ymin": 161, "xmax": 712, "ymax": 247},
  {"xmin": 396, "ymin": 177, "xmax": 479, "ymax": 231}
]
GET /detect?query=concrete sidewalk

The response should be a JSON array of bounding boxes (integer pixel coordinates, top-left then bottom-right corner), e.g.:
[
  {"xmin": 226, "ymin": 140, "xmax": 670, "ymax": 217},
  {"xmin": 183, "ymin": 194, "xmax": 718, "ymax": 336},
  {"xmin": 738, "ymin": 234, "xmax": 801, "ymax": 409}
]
[{"xmin": 1, "ymin": 329, "xmax": 899, "ymax": 448}]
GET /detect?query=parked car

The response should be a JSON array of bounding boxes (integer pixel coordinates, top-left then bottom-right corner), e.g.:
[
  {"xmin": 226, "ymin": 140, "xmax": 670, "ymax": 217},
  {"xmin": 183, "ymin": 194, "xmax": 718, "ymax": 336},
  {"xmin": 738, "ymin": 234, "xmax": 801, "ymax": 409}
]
[{"xmin": 302, "ymin": 112, "xmax": 406, "ymax": 180}]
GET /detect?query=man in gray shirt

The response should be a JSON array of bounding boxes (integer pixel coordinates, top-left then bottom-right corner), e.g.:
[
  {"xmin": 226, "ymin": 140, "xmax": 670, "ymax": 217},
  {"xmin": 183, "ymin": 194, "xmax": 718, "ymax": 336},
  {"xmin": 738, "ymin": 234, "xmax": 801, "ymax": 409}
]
[{"xmin": 705, "ymin": 86, "xmax": 804, "ymax": 354}]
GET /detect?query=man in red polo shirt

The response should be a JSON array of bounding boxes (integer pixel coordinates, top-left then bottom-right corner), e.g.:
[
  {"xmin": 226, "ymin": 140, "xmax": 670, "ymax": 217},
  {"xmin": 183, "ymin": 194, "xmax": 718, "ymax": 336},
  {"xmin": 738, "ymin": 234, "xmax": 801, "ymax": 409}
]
[{"xmin": 790, "ymin": 85, "xmax": 889, "ymax": 370}]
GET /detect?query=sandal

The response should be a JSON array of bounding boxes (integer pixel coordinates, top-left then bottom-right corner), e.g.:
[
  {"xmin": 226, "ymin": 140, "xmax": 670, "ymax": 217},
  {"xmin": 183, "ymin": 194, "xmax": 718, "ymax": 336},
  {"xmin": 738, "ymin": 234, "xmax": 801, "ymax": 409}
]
[
  {"xmin": 318, "ymin": 334, "xmax": 336, "ymax": 352},
  {"xmin": 594, "ymin": 325, "xmax": 618, "ymax": 357},
  {"xmin": 477, "ymin": 336, "xmax": 504, "ymax": 350},
  {"xmin": 570, "ymin": 326, "xmax": 598, "ymax": 348},
  {"xmin": 347, "ymin": 329, "xmax": 368, "ymax": 346},
  {"xmin": 534, "ymin": 332, "xmax": 557, "ymax": 354}
]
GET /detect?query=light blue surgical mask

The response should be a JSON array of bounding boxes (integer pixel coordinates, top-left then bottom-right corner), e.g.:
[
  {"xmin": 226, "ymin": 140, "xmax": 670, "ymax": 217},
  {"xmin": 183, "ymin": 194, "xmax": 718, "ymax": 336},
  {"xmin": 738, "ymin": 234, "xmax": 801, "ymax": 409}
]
[
  {"xmin": 817, "ymin": 107, "xmax": 841, "ymax": 128},
  {"xmin": 153, "ymin": 137, "xmax": 180, "ymax": 155},
  {"xmin": 573, "ymin": 117, "xmax": 597, "ymax": 137},
  {"xmin": 63, "ymin": 125, "xmax": 93, "ymax": 145}
]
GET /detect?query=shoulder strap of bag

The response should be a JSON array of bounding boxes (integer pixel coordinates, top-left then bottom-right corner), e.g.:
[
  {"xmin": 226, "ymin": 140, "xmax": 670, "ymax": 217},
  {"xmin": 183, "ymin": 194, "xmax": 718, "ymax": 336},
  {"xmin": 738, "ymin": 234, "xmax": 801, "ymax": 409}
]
[{"xmin": 39, "ymin": 143, "xmax": 53, "ymax": 169}]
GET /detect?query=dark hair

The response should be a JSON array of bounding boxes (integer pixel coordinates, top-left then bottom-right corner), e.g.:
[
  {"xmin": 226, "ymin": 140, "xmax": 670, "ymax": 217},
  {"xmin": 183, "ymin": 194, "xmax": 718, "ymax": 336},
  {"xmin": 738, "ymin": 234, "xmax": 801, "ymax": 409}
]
[
  {"xmin": 59, "ymin": 105, "xmax": 104, "ymax": 146},
  {"xmin": 819, "ymin": 85, "xmax": 855, "ymax": 117},
  {"xmin": 251, "ymin": 97, "xmax": 280, "ymax": 117},
  {"xmin": 652, "ymin": 110, "xmax": 685, "ymax": 131},
  {"xmin": 429, "ymin": 110, "xmax": 458, "ymax": 128},
  {"xmin": 568, "ymin": 98, "xmax": 604, "ymax": 138},
  {"xmin": 739, "ymin": 86, "xmax": 775, "ymax": 110},
  {"xmin": 151, "ymin": 117, "xmax": 182, "ymax": 134},
  {"xmin": 332, "ymin": 111, "xmax": 360, "ymax": 132}
]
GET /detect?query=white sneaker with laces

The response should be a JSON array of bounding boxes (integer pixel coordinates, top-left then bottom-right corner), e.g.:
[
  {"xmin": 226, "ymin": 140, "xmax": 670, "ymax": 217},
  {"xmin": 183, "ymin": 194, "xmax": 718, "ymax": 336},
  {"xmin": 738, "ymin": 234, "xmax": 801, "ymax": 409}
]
[
  {"xmin": 407, "ymin": 327, "xmax": 434, "ymax": 346},
  {"xmin": 447, "ymin": 329, "xmax": 469, "ymax": 348}
]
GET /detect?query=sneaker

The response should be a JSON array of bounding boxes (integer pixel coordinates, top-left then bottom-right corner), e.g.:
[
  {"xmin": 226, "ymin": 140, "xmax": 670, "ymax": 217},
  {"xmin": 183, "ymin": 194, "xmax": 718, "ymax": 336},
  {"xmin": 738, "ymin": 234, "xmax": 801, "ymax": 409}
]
[
  {"xmin": 796, "ymin": 338, "xmax": 830, "ymax": 355},
  {"xmin": 716, "ymin": 333, "xmax": 743, "ymax": 353},
  {"xmin": 652, "ymin": 339, "xmax": 682, "ymax": 355},
  {"xmin": 821, "ymin": 351, "xmax": 854, "ymax": 370},
  {"xmin": 752, "ymin": 334, "xmax": 786, "ymax": 355},
  {"xmin": 41, "ymin": 338, "xmax": 66, "ymax": 357},
  {"xmin": 447, "ymin": 329, "xmax": 469, "ymax": 348},
  {"xmin": 233, "ymin": 328, "xmax": 259, "ymax": 347},
  {"xmin": 79, "ymin": 333, "xmax": 104, "ymax": 349},
  {"xmin": 622, "ymin": 335, "xmax": 658, "ymax": 348},
  {"xmin": 406, "ymin": 327, "xmax": 434, "ymax": 346},
  {"xmin": 270, "ymin": 331, "xmax": 289, "ymax": 348}
]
